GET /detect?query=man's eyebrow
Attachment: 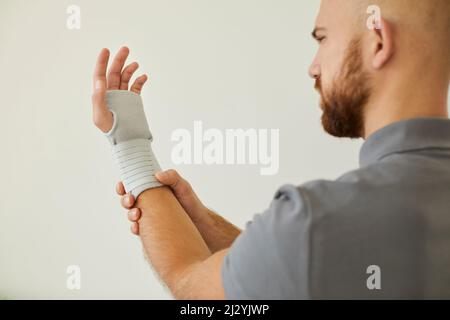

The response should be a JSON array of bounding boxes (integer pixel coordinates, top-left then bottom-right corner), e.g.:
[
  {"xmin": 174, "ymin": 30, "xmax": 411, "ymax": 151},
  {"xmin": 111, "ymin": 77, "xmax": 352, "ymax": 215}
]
[{"xmin": 311, "ymin": 27, "xmax": 327, "ymax": 39}]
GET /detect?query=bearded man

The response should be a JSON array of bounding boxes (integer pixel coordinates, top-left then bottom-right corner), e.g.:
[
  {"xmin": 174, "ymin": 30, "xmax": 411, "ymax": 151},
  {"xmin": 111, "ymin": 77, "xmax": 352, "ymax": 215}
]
[{"xmin": 91, "ymin": 0, "xmax": 450, "ymax": 299}]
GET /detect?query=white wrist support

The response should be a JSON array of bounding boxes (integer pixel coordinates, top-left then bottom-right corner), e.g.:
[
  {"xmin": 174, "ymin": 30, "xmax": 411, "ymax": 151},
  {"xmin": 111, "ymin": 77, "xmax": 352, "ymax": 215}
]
[{"xmin": 104, "ymin": 90, "xmax": 163, "ymax": 198}]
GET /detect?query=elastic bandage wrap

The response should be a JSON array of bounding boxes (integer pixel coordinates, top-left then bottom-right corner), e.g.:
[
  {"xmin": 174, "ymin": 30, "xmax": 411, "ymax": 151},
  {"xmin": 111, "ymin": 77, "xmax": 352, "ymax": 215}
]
[{"xmin": 104, "ymin": 90, "xmax": 163, "ymax": 198}]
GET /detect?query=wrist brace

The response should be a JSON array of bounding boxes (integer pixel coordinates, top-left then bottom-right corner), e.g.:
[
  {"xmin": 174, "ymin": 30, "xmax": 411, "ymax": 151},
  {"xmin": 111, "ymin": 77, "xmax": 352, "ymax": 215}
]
[{"xmin": 104, "ymin": 90, "xmax": 163, "ymax": 198}]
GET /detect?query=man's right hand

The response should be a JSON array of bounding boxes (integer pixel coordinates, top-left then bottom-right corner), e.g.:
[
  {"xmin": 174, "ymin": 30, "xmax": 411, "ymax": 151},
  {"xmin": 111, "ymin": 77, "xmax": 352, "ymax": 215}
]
[{"xmin": 117, "ymin": 169, "xmax": 210, "ymax": 235}]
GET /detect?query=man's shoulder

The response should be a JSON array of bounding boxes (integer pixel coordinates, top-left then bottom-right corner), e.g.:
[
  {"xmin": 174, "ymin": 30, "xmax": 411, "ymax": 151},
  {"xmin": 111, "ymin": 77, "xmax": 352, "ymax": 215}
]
[
  {"xmin": 301, "ymin": 160, "xmax": 404, "ymax": 193},
  {"xmin": 294, "ymin": 162, "xmax": 403, "ymax": 221},
  {"xmin": 266, "ymin": 164, "xmax": 386, "ymax": 215},
  {"xmin": 261, "ymin": 159, "xmax": 423, "ymax": 231}
]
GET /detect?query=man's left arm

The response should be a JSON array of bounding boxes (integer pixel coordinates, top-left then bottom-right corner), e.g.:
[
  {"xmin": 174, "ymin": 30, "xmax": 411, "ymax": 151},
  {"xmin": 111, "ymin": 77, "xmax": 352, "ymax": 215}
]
[
  {"xmin": 133, "ymin": 185, "xmax": 228, "ymax": 299},
  {"xmin": 91, "ymin": 47, "xmax": 227, "ymax": 299}
]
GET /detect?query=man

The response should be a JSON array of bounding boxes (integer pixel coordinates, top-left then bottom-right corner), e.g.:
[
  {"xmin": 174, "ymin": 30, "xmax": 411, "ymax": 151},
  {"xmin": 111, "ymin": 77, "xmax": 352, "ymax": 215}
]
[{"xmin": 92, "ymin": 0, "xmax": 450, "ymax": 299}]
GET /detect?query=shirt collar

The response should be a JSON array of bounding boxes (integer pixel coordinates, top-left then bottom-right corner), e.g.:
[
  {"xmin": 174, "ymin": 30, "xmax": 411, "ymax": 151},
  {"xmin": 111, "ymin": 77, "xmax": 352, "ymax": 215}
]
[{"xmin": 359, "ymin": 117, "xmax": 450, "ymax": 167}]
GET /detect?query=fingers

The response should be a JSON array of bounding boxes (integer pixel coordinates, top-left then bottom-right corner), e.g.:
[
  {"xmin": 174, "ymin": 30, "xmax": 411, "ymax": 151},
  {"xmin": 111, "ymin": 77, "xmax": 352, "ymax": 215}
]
[
  {"xmin": 92, "ymin": 49, "xmax": 114, "ymax": 132},
  {"xmin": 116, "ymin": 181, "xmax": 125, "ymax": 195},
  {"xmin": 130, "ymin": 222, "xmax": 139, "ymax": 235},
  {"xmin": 127, "ymin": 208, "xmax": 141, "ymax": 222},
  {"xmin": 121, "ymin": 194, "xmax": 139, "ymax": 235},
  {"xmin": 98, "ymin": 46, "xmax": 148, "ymax": 96},
  {"xmin": 107, "ymin": 46, "xmax": 130, "ymax": 90},
  {"xmin": 120, "ymin": 62, "xmax": 139, "ymax": 90},
  {"xmin": 120, "ymin": 193, "xmax": 135, "ymax": 209},
  {"xmin": 130, "ymin": 74, "xmax": 148, "ymax": 94}
]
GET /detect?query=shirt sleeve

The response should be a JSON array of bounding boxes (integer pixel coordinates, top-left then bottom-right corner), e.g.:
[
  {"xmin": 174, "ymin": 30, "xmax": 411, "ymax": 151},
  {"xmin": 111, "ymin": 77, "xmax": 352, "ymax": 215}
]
[{"xmin": 221, "ymin": 184, "xmax": 312, "ymax": 299}]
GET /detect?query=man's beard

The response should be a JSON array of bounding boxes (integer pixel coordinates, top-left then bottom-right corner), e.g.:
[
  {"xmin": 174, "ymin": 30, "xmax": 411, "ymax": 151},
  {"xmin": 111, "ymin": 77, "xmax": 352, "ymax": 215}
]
[{"xmin": 315, "ymin": 38, "xmax": 371, "ymax": 138}]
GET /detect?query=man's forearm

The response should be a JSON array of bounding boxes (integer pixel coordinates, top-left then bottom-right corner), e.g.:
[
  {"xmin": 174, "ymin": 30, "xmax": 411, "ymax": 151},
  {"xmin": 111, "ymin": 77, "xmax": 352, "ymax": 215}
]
[
  {"xmin": 194, "ymin": 209, "xmax": 242, "ymax": 254},
  {"xmin": 92, "ymin": 47, "xmax": 227, "ymax": 298},
  {"xmin": 134, "ymin": 186, "xmax": 212, "ymax": 291}
]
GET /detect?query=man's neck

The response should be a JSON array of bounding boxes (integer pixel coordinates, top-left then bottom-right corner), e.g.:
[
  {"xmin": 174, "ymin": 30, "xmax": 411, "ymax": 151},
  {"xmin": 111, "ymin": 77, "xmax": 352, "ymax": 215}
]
[{"xmin": 362, "ymin": 84, "xmax": 449, "ymax": 140}]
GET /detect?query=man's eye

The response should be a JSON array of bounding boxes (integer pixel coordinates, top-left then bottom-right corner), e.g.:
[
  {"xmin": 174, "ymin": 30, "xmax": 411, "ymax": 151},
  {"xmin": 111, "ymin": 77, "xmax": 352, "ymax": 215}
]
[{"xmin": 317, "ymin": 36, "xmax": 326, "ymax": 44}]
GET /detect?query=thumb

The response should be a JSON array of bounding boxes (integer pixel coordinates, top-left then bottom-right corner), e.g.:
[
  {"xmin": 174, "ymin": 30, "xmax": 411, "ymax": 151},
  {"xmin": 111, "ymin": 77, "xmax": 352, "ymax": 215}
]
[
  {"xmin": 92, "ymin": 79, "xmax": 106, "ymax": 110},
  {"xmin": 92, "ymin": 79, "xmax": 113, "ymax": 132},
  {"xmin": 155, "ymin": 170, "xmax": 177, "ymax": 185},
  {"xmin": 95, "ymin": 79, "xmax": 106, "ymax": 93},
  {"xmin": 156, "ymin": 170, "xmax": 204, "ymax": 212},
  {"xmin": 156, "ymin": 170, "xmax": 190, "ymax": 195}
]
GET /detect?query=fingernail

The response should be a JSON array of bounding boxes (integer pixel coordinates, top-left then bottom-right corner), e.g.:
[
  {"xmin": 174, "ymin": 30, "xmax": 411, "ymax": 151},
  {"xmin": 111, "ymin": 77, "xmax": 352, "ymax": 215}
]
[
  {"xmin": 156, "ymin": 171, "xmax": 167, "ymax": 179},
  {"xmin": 95, "ymin": 80, "xmax": 102, "ymax": 91}
]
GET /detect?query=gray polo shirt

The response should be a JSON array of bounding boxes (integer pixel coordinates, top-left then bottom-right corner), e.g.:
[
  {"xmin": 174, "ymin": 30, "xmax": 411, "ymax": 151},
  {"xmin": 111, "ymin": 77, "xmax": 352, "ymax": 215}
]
[{"xmin": 221, "ymin": 117, "xmax": 450, "ymax": 299}]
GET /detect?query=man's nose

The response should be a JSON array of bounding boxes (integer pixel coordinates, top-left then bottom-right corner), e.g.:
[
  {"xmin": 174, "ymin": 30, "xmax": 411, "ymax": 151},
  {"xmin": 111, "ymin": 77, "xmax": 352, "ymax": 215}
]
[{"xmin": 308, "ymin": 63, "xmax": 320, "ymax": 80}]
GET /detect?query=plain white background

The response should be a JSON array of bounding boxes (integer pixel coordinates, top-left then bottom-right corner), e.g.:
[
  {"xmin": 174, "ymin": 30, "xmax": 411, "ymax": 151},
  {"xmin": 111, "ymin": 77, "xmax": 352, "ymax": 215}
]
[{"xmin": 0, "ymin": 0, "xmax": 371, "ymax": 299}]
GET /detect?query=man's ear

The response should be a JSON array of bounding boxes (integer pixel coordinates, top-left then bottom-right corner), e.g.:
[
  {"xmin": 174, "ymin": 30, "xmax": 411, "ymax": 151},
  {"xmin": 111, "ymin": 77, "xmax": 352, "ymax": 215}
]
[{"xmin": 371, "ymin": 17, "xmax": 395, "ymax": 69}]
